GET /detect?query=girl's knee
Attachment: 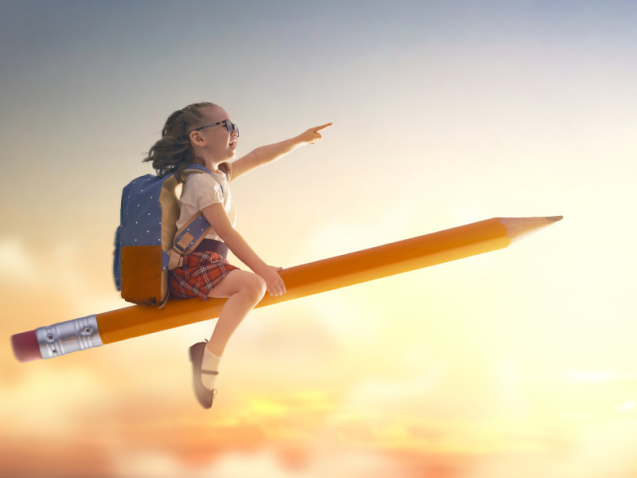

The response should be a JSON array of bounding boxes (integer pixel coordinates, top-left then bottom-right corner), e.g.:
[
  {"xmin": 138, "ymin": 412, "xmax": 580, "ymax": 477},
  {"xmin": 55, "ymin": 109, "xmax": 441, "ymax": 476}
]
[
  {"xmin": 254, "ymin": 274, "xmax": 267, "ymax": 299},
  {"xmin": 244, "ymin": 273, "xmax": 266, "ymax": 301}
]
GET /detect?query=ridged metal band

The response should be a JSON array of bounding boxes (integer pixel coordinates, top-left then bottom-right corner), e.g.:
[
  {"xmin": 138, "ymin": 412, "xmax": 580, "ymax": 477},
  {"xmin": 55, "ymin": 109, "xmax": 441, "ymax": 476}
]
[{"xmin": 36, "ymin": 315, "xmax": 103, "ymax": 360}]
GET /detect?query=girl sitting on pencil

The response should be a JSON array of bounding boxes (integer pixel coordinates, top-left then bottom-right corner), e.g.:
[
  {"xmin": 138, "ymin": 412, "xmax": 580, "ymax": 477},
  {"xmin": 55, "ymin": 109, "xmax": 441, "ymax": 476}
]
[{"xmin": 143, "ymin": 102, "xmax": 331, "ymax": 409}]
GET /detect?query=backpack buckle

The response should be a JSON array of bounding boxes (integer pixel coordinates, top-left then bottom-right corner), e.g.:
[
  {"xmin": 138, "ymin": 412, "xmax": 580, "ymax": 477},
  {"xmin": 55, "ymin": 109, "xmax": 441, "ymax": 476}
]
[{"xmin": 174, "ymin": 232, "xmax": 195, "ymax": 253}]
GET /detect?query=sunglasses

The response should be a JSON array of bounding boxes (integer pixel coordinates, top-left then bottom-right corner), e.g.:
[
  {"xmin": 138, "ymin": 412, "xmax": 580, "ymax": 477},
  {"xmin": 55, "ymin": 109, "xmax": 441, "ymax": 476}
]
[{"xmin": 192, "ymin": 119, "xmax": 239, "ymax": 137}]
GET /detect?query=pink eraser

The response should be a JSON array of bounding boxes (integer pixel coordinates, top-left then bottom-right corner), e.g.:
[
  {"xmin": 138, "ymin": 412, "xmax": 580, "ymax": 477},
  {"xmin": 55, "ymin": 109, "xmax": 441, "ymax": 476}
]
[{"xmin": 11, "ymin": 330, "xmax": 42, "ymax": 363}]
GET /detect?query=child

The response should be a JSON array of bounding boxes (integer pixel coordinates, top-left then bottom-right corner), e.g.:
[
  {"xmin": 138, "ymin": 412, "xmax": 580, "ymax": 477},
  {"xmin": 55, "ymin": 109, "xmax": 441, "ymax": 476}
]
[{"xmin": 143, "ymin": 102, "xmax": 331, "ymax": 409}]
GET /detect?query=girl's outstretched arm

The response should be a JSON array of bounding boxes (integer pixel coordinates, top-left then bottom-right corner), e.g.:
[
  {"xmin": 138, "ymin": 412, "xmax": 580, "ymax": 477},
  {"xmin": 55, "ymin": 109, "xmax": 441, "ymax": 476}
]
[{"xmin": 230, "ymin": 123, "xmax": 332, "ymax": 182}]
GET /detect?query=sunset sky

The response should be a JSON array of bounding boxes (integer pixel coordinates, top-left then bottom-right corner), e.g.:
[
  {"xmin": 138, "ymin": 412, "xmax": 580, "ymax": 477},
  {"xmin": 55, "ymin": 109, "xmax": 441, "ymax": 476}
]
[{"xmin": 1, "ymin": 1, "xmax": 636, "ymax": 477}]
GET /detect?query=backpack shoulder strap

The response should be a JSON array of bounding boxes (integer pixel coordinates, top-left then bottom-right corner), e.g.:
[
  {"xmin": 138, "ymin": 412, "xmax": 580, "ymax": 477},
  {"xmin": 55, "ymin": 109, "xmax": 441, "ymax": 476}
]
[
  {"xmin": 168, "ymin": 211, "xmax": 211, "ymax": 269},
  {"xmin": 167, "ymin": 164, "xmax": 228, "ymax": 269}
]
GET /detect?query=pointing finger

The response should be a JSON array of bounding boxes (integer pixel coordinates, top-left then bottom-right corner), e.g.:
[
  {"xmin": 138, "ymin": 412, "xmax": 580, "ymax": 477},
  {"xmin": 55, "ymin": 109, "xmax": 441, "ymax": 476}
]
[{"xmin": 314, "ymin": 123, "xmax": 333, "ymax": 132}]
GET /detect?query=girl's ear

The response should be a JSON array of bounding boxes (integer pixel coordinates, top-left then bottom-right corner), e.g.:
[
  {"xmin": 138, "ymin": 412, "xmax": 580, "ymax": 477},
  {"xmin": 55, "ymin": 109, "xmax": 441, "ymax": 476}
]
[{"xmin": 189, "ymin": 131, "xmax": 204, "ymax": 146}]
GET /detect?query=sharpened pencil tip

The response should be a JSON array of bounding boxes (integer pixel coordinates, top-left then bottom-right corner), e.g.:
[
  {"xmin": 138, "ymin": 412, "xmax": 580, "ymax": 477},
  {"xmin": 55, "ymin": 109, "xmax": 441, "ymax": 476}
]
[{"xmin": 500, "ymin": 216, "xmax": 564, "ymax": 243}]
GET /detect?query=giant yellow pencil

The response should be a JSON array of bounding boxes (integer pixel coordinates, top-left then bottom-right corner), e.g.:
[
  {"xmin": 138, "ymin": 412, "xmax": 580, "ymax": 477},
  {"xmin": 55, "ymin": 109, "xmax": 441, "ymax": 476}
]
[{"xmin": 11, "ymin": 216, "xmax": 562, "ymax": 362}]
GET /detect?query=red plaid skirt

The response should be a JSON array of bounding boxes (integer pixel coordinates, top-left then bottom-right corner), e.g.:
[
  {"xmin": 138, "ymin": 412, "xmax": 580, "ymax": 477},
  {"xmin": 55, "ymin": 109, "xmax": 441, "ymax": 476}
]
[{"xmin": 169, "ymin": 251, "xmax": 240, "ymax": 301}]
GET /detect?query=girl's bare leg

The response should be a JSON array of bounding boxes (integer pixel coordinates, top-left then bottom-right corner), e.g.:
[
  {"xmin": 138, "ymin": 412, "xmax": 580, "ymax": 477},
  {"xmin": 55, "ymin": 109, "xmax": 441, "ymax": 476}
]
[{"xmin": 206, "ymin": 269, "xmax": 266, "ymax": 356}]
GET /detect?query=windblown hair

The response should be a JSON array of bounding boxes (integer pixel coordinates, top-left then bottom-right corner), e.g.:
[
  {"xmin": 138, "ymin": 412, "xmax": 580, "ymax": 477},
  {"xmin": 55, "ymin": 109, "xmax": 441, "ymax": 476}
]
[{"xmin": 142, "ymin": 102, "xmax": 230, "ymax": 184}]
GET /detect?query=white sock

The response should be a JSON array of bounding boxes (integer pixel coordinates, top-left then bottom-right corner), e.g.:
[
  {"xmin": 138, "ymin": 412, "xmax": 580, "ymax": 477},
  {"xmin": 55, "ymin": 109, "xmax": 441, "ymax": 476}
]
[{"xmin": 201, "ymin": 346, "xmax": 222, "ymax": 390}]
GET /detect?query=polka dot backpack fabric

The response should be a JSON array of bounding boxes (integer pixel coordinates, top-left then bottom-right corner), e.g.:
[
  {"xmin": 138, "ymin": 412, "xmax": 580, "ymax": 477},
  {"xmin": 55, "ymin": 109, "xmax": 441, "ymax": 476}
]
[{"xmin": 113, "ymin": 163, "xmax": 225, "ymax": 308}]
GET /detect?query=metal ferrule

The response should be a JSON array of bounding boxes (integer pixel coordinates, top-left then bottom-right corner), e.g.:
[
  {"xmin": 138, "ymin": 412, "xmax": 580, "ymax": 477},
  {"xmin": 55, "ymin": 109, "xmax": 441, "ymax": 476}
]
[{"xmin": 36, "ymin": 315, "xmax": 103, "ymax": 360}]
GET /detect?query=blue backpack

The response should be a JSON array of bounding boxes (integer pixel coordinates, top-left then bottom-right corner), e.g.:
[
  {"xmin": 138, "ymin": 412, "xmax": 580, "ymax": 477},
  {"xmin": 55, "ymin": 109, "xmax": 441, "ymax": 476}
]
[{"xmin": 113, "ymin": 163, "xmax": 225, "ymax": 308}]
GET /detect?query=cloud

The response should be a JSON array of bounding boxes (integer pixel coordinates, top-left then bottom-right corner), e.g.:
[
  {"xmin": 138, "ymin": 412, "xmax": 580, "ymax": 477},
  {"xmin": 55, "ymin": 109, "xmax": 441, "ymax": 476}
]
[
  {"xmin": 0, "ymin": 366, "xmax": 115, "ymax": 440},
  {"xmin": 561, "ymin": 368, "xmax": 637, "ymax": 383},
  {"xmin": 464, "ymin": 418, "xmax": 637, "ymax": 478},
  {"xmin": 338, "ymin": 368, "xmax": 445, "ymax": 418},
  {"xmin": 0, "ymin": 238, "xmax": 39, "ymax": 282},
  {"xmin": 0, "ymin": 236, "xmax": 127, "ymax": 317},
  {"xmin": 111, "ymin": 445, "xmax": 419, "ymax": 478}
]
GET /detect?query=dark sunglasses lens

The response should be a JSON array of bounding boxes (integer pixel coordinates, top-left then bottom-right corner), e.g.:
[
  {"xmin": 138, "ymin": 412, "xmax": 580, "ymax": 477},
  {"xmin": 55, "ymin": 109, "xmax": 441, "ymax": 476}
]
[{"xmin": 223, "ymin": 120, "xmax": 239, "ymax": 137}]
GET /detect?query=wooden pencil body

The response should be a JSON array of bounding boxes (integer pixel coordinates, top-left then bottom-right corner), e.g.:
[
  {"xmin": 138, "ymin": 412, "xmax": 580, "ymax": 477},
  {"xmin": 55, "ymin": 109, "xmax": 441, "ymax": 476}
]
[{"xmin": 97, "ymin": 218, "xmax": 510, "ymax": 344}]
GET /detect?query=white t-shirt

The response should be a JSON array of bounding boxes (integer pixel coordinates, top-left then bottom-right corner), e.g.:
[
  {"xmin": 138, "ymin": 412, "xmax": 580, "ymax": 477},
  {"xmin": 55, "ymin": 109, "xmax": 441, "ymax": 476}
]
[{"xmin": 175, "ymin": 168, "xmax": 236, "ymax": 242}]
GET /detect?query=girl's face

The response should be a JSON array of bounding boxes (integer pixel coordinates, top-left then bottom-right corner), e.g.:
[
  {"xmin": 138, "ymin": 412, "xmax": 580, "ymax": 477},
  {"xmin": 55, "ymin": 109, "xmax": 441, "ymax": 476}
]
[{"xmin": 192, "ymin": 106, "xmax": 238, "ymax": 162}]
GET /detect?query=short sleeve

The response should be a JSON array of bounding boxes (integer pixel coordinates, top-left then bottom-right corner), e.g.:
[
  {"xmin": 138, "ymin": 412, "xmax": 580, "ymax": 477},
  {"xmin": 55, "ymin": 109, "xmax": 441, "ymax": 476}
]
[{"xmin": 189, "ymin": 173, "xmax": 223, "ymax": 211}]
